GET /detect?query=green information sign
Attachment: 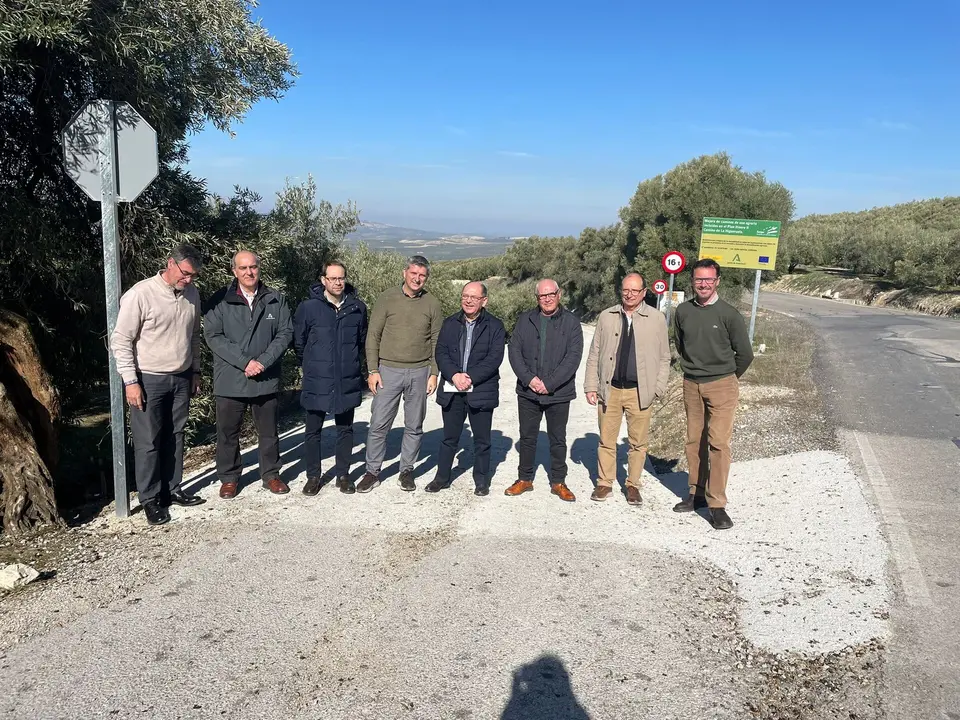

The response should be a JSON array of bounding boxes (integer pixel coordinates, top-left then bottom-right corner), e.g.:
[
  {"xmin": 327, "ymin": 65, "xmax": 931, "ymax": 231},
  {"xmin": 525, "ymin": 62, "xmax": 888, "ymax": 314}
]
[{"xmin": 699, "ymin": 217, "xmax": 782, "ymax": 271}]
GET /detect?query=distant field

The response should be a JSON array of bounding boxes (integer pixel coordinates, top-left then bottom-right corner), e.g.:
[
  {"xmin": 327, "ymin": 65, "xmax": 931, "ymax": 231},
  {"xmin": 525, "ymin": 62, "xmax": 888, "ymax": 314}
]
[
  {"xmin": 346, "ymin": 221, "xmax": 519, "ymax": 260},
  {"xmin": 343, "ymin": 237, "xmax": 515, "ymax": 261}
]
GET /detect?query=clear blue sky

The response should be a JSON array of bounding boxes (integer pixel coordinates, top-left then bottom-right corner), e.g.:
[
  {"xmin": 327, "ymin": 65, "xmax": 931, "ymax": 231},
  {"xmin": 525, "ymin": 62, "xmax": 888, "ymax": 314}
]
[{"xmin": 187, "ymin": 0, "xmax": 960, "ymax": 236}]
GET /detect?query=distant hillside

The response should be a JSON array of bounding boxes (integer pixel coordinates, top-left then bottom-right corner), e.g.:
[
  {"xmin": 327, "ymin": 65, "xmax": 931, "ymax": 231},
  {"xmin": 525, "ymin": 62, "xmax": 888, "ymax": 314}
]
[
  {"xmin": 346, "ymin": 221, "xmax": 517, "ymax": 261},
  {"xmin": 792, "ymin": 196, "xmax": 960, "ymax": 233},
  {"xmin": 780, "ymin": 196, "xmax": 959, "ymax": 286}
]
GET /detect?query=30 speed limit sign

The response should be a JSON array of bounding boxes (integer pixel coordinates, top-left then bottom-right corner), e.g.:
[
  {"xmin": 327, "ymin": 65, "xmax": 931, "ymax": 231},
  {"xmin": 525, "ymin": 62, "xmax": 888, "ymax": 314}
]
[
  {"xmin": 661, "ymin": 250, "xmax": 686, "ymax": 274},
  {"xmin": 652, "ymin": 280, "xmax": 668, "ymax": 294}
]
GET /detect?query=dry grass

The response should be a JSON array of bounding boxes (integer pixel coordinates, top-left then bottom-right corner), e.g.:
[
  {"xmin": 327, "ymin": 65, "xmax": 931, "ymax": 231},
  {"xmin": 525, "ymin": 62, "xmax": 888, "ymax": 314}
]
[{"xmin": 648, "ymin": 306, "xmax": 826, "ymax": 474}]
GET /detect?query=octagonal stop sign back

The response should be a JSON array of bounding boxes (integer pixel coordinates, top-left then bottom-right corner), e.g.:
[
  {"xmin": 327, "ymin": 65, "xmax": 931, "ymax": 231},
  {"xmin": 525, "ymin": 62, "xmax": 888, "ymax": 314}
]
[{"xmin": 62, "ymin": 100, "xmax": 158, "ymax": 202}]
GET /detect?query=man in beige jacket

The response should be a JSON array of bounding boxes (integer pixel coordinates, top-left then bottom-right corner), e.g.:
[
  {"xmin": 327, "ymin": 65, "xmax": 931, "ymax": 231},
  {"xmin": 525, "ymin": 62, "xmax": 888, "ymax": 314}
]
[{"xmin": 584, "ymin": 272, "xmax": 671, "ymax": 505}]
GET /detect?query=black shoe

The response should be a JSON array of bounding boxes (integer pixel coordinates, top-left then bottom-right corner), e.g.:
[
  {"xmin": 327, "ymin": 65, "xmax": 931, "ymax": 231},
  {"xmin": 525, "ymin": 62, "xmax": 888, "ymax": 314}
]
[
  {"xmin": 302, "ymin": 476, "xmax": 323, "ymax": 496},
  {"xmin": 673, "ymin": 495, "xmax": 707, "ymax": 513},
  {"xmin": 474, "ymin": 485, "xmax": 490, "ymax": 496},
  {"xmin": 336, "ymin": 475, "xmax": 356, "ymax": 494},
  {"xmin": 168, "ymin": 491, "xmax": 205, "ymax": 507},
  {"xmin": 425, "ymin": 476, "xmax": 450, "ymax": 493},
  {"xmin": 143, "ymin": 501, "xmax": 170, "ymax": 526},
  {"xmin": 710, "ymin": 508, "xmax": 734, "ymax": 530},
  {"xmin": 398, "ymin": 470, "xmax": 416, "ymax": 492}
]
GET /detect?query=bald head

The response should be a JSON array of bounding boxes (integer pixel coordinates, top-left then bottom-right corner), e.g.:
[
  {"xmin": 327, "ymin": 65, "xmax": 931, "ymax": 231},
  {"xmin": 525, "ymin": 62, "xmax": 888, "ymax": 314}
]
[
  {"xmin": 460, "ymin": 280, "xmax": 488, "ymax": 319},
  {"xmin": 535, "ymin": 278, "xmax": 561, "ymax": 316},
  {"xmin": 232, "ymin": 250, "xmax": 261, "ymax": 293},
  {"xmin": 620, "ymin": 272, "xmax": 646, "ymax": 312}
]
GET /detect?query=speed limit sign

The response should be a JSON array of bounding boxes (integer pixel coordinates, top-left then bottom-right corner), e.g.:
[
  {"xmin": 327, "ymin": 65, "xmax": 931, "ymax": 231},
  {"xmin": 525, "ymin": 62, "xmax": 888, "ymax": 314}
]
[
  {"xmin": 661, "ymin": 250, "xmax": 686, "ymax": 275},
  {"xmin": 652, "ymin": 280, "xmax": 667, "ymax": 294}
]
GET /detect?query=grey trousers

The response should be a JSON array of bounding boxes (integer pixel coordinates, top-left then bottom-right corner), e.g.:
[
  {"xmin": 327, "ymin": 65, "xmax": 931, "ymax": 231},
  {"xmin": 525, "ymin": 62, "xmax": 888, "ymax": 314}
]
[
  {"xmin": 129, "ymin": 371, "xmax": 192, "ymax": 504},
  {"xmin": 365, "ymin": 365, "xmax": 430, "ymax": 475}
]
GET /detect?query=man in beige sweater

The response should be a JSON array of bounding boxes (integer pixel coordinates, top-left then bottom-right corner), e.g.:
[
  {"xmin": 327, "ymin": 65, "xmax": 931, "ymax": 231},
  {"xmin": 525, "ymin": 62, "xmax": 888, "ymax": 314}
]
[
  {"xmin": 110, "ymin": 245, "xmax": 205, "ymax": 525},
  {"xmin": 357, "ymin": 255, "xmax": 443, "ymax": 493}
]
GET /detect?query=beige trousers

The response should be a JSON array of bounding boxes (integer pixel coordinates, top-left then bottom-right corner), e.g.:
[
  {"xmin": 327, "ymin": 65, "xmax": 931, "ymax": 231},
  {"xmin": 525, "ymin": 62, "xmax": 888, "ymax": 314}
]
[{"xmin": 597, "ymin": 386, "xmax": 652, "ymax": 489}]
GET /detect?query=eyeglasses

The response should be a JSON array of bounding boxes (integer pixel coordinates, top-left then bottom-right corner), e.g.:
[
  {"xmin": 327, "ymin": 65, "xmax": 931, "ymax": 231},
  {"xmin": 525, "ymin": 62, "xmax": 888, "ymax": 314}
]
[
  {"xmin": 621, "ymin": 288, "xmax": 644, "ymax": 295},
  {"xmin": 537, "ymin": 291, "xmax": 559, "ymax": 300},
  {"xmin": 324, "ymin": 276, "xmax": 346, "ymax": 283},
  {"xmin": 694, "ymin": 278, "xmax": 718, "ymax": 285},
  {"xmin": 461, "ymin": 294, "xmax": 485, "ymax": 302},
  {"xmin": 174, "ymin": 259, "xmax": 199, "ymax": 279}
]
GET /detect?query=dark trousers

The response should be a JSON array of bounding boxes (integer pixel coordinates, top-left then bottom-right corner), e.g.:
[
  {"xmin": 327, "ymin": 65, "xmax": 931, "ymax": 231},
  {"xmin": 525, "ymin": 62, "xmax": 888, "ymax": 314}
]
[
  {"xmin": 304, "ymin": 408, "xmax": 356, "ymax": 479},
  {"xmin": 517, "ymin": 396, "xmax": 570, "ymax": 483},
  {"xmin": 215, "ymin": 394, "xmax": 280, "ymax": 484},
  {"xmin": 435, "ymin": 394, "xmax": 494, "ymax": 488},
  {"xmin": 129, "ymin": 371, "xmax": 192, "ymax": 504}
]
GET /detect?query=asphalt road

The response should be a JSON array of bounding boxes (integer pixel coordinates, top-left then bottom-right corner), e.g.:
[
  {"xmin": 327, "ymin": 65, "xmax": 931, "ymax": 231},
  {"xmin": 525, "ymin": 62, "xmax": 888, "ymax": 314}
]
[{"xmin": 759, "ymin": 291, "xmax": 960, "ymax": 720}]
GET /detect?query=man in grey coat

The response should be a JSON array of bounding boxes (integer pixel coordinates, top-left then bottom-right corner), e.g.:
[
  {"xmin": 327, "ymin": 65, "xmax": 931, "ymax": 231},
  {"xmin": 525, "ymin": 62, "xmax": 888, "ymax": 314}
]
[{"xmin": 203, "ymin": 251, "xmax": 293, "ymax": 498}]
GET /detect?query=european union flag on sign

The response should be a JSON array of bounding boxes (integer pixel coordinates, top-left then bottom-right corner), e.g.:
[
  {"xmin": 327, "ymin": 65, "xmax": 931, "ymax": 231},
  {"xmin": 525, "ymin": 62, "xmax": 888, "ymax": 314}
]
[{"xmin": 759, "ymin": 256, "xmax": 769, "ymax": 264}]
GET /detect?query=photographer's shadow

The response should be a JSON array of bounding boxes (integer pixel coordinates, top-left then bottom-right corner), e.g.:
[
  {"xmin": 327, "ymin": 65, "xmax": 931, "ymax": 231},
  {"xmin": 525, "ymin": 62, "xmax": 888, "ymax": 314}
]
[{"xmin": 501, "ymin": 655, "xmax": 590, "ymax": 720}]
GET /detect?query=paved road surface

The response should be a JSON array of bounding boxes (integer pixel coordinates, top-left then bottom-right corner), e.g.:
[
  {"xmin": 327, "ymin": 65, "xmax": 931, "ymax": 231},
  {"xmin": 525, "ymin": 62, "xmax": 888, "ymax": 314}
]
[
  {"xmin": 760, "ymin": 291, "xmax": 960, "ymax": 720},
  {"xmin": 1, "ymin": 323, "xmax": 891, "ymax": 719}
]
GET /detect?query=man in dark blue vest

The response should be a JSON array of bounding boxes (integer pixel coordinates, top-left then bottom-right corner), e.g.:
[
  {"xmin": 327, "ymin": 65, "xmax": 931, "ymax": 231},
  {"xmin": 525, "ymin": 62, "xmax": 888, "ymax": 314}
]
[
  {"xmin": 426, "ymin": 281, "xmax": 506, "ymax": 496},
  {"xmin": 294, "ymin": 260, "xmax": 368, "ymax": 495}
]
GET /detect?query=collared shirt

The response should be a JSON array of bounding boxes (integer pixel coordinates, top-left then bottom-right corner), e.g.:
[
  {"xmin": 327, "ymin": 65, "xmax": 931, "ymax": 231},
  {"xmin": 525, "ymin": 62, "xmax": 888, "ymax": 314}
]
[
  {"xmin": 694, "ymin": 293, "xmax": 720, "ymax": 307},
  {"xmin": 621, "ymin": 305, "xmax": 636, "ymax": 329},
  {"xmin": 238, "ymin": 283, "xmax": 258, "ymax": 309},
  {"xmin": 325, "ymin": 291, "xmax": 344, "ymax": 309},
  {"xmin": 462, "ymin": 316, "xmax": 477, "ymax": 372}
]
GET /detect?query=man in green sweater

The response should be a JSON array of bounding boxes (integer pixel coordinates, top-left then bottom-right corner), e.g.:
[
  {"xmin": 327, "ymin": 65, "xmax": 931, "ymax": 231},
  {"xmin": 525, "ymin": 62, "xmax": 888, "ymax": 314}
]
[
  {"xmin": 672, "ymin": 258, "xmax": 754, "ymax": 529},
  {"xmin": 358, "ymin": 255, "xmax": 443, "ymax": 493}
]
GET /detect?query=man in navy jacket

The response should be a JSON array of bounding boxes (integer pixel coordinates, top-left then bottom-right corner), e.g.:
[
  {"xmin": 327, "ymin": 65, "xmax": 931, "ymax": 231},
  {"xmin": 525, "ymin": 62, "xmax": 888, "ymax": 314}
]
[
  {"xmin": 293, "ymin": 260, "xmax": 368, "ymax": 495},
  {"xmin": 426, "ymin": 281, "xmax": 506, "ymax": 496}
]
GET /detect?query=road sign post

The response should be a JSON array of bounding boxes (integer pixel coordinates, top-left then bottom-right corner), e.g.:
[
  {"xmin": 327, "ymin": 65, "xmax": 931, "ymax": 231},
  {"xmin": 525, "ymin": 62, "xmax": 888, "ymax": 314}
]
[
  {"xmin": 63, "ymin": 100, "xmax": 159, "ymax": 518},
  {"xmin": 660, "ymin": 251, "xmax": 686, "ymax": 327},
  {"xmin": 698, "ymin": 218, "xmax": 782, "ymax": 345}
]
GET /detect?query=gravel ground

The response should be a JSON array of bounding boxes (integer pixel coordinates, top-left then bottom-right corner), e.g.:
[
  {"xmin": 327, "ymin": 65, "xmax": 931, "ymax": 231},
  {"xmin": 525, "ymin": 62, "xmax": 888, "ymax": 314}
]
[{"xmin": 0, "ymin": 312, "xmax": 890, "ymax": 719}]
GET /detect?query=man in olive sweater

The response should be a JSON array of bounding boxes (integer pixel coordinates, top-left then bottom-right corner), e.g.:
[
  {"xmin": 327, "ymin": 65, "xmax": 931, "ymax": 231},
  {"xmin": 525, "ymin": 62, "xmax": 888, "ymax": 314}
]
[
  {"xmin": 358, "ymin": 255, "xmax": 443, "ymax": 493},
  {"xmin": 672, "ymin": 258, "xmax": 753, "ymax": 529}
]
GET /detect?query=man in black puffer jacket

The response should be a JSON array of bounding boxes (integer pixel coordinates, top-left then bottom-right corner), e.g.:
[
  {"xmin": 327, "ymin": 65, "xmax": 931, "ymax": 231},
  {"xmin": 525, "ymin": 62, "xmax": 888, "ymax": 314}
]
[
  {"xmin": 204, "ymin": 251, "xmax": 293, "ymax": 499},
  {"xmin": 293, "ymin": 260, "xmax": 368, "ymax": 496},
  {"xmin": 425, "ymin": 281, "xmax": 506, "ymax": 496},
  {"xmin": 506, "ymin": 278, "xmax": 583, "ymax": 502}
]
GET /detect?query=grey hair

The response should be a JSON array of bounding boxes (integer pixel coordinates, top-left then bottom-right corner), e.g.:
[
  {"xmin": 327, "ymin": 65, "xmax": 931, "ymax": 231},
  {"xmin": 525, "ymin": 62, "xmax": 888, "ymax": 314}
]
[
  {"xmin": 231, "ymin": 250, "xmax": 260, "ymax": 269},
  {"xmin": 170, "ymin": 244, "xmax": 202, "ymax": 268},
  {"xmin": 405, "ymin": 255, "xmax": 430, "ymax": 272},
  {"xmin": 478, "ymin": 281, "xmax": 488, "ymax": 297}
]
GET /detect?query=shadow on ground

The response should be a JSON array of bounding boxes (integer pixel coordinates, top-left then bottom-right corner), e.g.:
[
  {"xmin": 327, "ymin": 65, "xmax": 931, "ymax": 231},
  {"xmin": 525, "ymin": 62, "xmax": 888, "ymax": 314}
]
[{"xmin": 501, "ymin": 654, "xmax": 590, "ymax": 720}]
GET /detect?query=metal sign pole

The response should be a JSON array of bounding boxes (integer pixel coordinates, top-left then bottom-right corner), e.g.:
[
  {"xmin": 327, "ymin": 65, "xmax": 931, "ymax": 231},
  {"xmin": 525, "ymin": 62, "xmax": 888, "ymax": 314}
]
[
  {"xmin": 99, "ymin": 101, "xmax": 130, "ymax": 518},
  {"xmin": 748, "ymin": 268, "xmax": 762, "ymax": 345},
  {"xmin": 664, "ymin": 273, "xmax": 675, "ymax": 327}
]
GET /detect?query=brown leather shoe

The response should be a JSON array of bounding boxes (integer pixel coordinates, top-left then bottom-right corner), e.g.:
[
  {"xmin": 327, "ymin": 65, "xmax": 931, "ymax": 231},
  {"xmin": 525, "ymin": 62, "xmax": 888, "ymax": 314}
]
[
  {"xmin": 504, "ymin": 480, "xmax": 533, "ymax": 496},
  {"xmin": 263, "ymin": 477, "xmax": 290, "ymax": 494},
  {"xmin": 625, "ymin": 485, "xmax": 643, "ymax": 506},
  {"xmin": 551, "ymin": 483, "xmax": 576, "ymax": 502},
  {"xmin": 219, "ymin": 482, "xmax": 238, "ymax": 499},
  {"xmin": 590, "ymin": 485, "xmax": 613, "ymax": 502}
]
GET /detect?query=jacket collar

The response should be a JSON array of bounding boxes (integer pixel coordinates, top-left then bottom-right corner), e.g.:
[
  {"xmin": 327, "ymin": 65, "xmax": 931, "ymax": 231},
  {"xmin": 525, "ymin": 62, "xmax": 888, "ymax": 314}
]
[
  {"xmin": 457, "ymin": 308, "xmax": 487, "ymax": 325},
  {"xmin": 610, "ymin": 303, "xmax": 650, "ymax": 317},
  {"xmin": 226, "ymin": 279, "xmax": 277, "ymax": 303}
]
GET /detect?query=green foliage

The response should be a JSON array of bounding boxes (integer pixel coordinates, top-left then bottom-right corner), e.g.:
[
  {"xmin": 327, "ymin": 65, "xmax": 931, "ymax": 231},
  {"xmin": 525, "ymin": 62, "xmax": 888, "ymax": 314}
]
[
  {"xmin": 782, "ymin": 197, "xmax": 960, "ymax": 287},
  {"xmin": 486, "ymin": 280, "xmax": 536, "ymax": 335},
  {"xmin": 0, "ymin": 0, "xmax": 297, "ymax": 412},
  {"xmin": 500, "ymin": 235, "xmax": 576, "ymax": 283},
  {"xmin": 618, "ymin": 152, "xmax": 795, "ymax": 302},
  {"xmin": 437, "ymin": 255, "xmax": 504, "ymax": 281}
]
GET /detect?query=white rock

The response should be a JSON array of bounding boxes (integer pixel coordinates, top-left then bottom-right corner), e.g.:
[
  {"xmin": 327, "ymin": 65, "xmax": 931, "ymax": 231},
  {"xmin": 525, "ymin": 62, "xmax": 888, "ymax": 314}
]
[{"xmin": 0, "ymin": 563, "xmax": 41, "ymax": 591}]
